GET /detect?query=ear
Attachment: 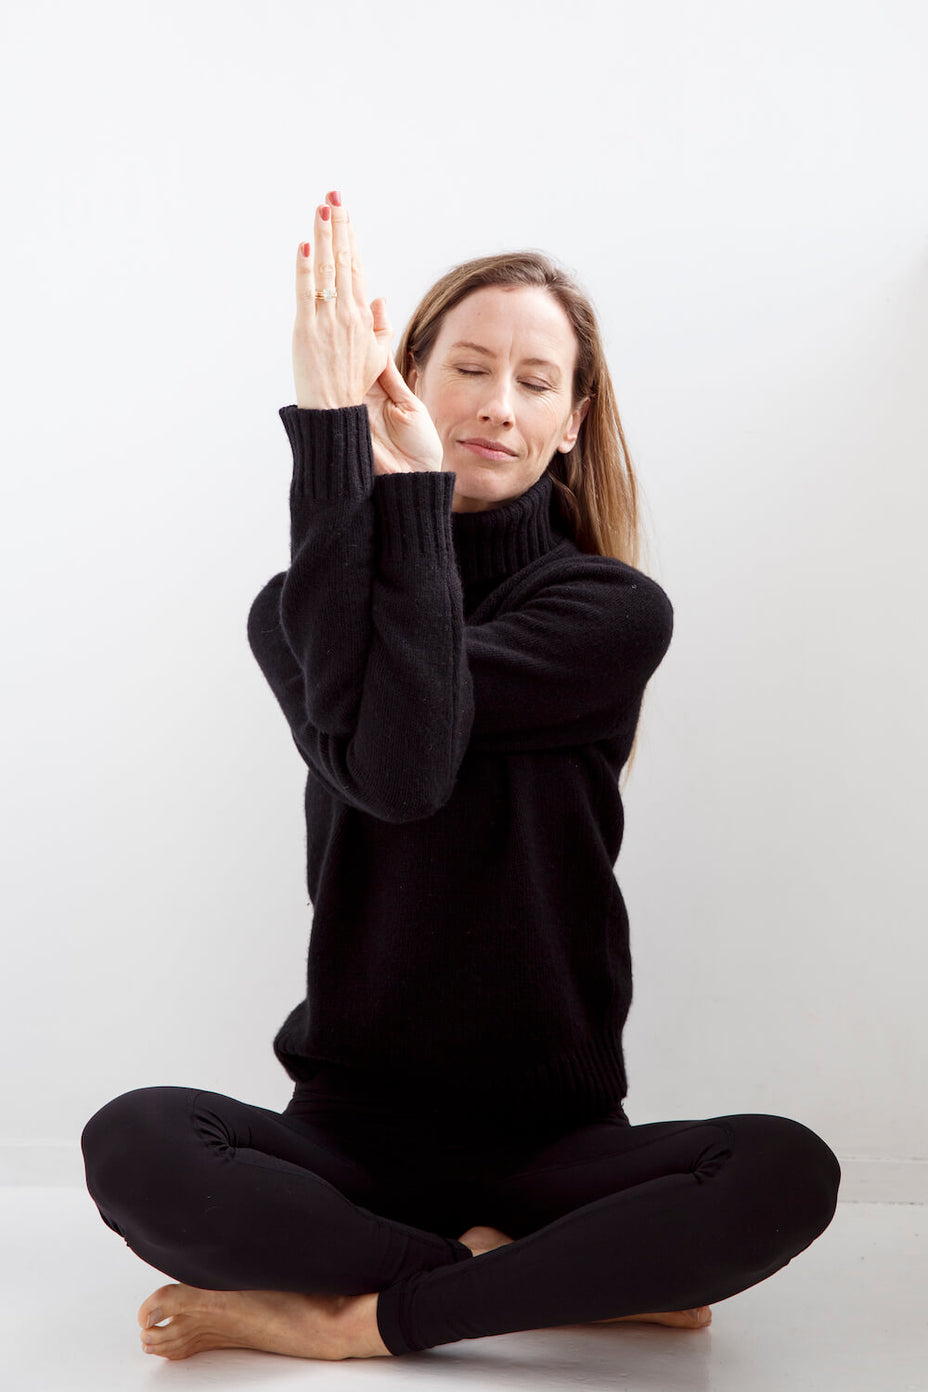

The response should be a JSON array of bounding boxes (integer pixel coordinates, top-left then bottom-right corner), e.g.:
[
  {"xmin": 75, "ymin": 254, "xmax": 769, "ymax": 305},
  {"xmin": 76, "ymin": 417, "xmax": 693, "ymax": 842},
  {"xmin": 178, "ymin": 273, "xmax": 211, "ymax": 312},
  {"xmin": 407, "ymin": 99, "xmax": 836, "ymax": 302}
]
[
  {"xmin": 556, "ymin": 395, "xmax": 591, "ymax": 454},
  {"xmin": 407, "ymin": 359, "xmax": 420, "ymax": 396}
]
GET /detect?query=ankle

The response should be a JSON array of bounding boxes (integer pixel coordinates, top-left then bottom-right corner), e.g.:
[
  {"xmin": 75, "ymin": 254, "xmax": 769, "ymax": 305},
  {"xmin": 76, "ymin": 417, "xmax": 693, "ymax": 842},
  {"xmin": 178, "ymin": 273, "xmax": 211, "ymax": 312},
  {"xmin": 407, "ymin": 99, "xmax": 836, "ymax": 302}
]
[{"xmin": 335, "ymin": 1291, "xmax": 392, "ymax": 1359}]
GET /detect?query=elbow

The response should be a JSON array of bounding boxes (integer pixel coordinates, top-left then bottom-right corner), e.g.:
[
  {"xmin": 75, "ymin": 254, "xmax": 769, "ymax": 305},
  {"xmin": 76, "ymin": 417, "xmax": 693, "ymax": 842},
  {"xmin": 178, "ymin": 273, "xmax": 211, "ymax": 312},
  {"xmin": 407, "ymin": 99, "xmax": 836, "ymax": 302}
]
[
  {"xmin": 298, "ymin": 708, "xmax": 471, "ymax": 824},
  {"xmin": 359, "ymin": 773, "xmax": 459, "ymax": 825},
  {"xmin": 373, "ymin": 800, "xmax": 447, "ymax": 825},
  {"xmin": 300, "ymin": 745, "xmax": 459, "ymax": 824},
  {"xmin": 347, "ymin": 714, "xmax": 470, "ymax": 823}
]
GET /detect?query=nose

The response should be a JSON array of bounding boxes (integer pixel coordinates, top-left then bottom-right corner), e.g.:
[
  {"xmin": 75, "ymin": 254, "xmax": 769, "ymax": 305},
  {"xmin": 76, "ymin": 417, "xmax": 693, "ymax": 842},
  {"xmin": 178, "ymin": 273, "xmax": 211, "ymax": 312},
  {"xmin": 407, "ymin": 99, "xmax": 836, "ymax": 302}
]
[{"xmin": 478, "ymin": 376, "xmax": 515, "ymax": 427}]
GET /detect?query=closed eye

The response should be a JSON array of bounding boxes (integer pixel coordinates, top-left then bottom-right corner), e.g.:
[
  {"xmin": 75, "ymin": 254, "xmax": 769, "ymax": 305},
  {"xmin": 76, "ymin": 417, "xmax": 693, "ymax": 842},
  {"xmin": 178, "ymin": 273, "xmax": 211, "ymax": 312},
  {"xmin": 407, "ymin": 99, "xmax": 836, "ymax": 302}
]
[{"xmin": 456, "ymin": 368, "xmax": 549, "ymax": 393}]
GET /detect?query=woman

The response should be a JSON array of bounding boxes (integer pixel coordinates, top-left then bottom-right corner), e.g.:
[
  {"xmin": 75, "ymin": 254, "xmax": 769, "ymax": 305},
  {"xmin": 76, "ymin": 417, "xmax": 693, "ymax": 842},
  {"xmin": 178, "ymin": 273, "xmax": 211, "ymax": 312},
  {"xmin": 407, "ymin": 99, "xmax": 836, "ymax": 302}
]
[{"xmin": 80, "ymin": 189, "xmax": 841, "ymax": 1363}]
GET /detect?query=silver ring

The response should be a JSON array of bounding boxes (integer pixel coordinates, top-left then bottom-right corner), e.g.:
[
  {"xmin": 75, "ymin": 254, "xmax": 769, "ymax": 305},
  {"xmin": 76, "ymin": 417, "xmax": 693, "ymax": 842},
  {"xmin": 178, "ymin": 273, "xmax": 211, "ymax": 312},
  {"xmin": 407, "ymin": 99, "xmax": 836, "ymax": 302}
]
[{"xmin": 314, "ymin": 288, "xmax": 337, "ymax": 301}]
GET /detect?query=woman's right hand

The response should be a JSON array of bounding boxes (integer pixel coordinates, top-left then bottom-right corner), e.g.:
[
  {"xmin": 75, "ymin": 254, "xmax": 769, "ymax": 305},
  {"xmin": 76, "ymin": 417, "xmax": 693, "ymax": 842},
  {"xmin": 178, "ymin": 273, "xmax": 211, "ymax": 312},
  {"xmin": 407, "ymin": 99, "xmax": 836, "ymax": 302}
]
[{"xmin": 291, "ymin": 191, "xmax": 392, "ymax": 410}]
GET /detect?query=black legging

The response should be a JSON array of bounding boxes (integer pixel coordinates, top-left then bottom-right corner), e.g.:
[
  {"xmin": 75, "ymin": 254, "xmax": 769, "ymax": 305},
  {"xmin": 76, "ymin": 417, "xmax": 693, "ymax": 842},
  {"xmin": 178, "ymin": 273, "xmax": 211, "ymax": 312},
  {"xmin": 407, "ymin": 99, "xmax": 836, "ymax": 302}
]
[{"xmin": 80, "ymin": 1076, "xmax": 841, "ymax": 1356}]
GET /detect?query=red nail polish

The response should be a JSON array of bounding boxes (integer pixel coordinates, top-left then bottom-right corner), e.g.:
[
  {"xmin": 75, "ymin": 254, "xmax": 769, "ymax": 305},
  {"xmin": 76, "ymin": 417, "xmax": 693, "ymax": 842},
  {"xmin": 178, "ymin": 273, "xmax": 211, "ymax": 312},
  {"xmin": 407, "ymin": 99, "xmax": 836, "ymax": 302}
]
[
  {"xmin": 330, "ymin": 190, "xmax": 342, "ymax": 206},
  {"xmin": 300, "ymin": 242, "xmax": 310, "ymax": 257},
  {"xmin": 320, "ymin": 206, "xmax": 330, "ymax": 221}
]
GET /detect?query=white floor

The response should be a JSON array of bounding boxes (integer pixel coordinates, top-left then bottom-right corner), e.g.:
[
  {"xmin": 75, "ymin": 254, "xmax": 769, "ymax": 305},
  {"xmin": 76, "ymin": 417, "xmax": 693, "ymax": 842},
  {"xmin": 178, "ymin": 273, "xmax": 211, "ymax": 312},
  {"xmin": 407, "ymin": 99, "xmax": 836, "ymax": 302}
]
[{"xmin": 4, "ymin": 1188, "xmax": 926, "ymax": 1391}]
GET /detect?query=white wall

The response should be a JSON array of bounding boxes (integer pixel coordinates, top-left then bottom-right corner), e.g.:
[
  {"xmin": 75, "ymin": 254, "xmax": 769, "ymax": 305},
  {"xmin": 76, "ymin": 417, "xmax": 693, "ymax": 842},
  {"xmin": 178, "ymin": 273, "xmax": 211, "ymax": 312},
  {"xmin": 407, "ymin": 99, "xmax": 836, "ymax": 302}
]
[{"xmin": 1, "ymin": 0, "xmax": 925, "ymax": 1193}]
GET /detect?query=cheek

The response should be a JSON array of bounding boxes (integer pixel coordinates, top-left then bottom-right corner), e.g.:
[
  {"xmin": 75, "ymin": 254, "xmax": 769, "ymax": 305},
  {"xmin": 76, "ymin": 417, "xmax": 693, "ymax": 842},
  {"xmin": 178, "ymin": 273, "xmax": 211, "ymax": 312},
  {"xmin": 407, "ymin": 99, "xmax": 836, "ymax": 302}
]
[
  {"xmin": 431, "ymin": 385, "xmax": 471, "ymax": 428},
  {"xmin": 446, "ymin": 382, "xmax": 474, "ymax": 410},
  {"xmin": 525, "ymin": 408, "xmax": 560, "ymax": 449}
]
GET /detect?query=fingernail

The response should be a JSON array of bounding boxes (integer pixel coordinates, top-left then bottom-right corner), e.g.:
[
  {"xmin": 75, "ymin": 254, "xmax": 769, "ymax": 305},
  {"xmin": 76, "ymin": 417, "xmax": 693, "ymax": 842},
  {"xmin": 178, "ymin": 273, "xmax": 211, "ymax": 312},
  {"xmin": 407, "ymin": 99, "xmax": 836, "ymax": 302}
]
[
  {"xmin": 320, "ymin": 205, "xmax": 330, "ymax": 221},
  {"xmin": 146, "ymin": 1307, "xmax": 163, "ymax": 1328},
  {"xmin": 329, "ymin": 190, "xmax": 342, "ymax": 206}
]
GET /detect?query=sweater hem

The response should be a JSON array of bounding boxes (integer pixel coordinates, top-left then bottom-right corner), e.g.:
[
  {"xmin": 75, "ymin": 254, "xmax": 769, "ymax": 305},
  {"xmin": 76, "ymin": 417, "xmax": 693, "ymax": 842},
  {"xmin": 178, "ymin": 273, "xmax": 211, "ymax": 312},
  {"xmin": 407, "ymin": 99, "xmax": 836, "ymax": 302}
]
[{"xmin": 275, "ymin": 1022, "xmax": 629, "ymax": 1124}]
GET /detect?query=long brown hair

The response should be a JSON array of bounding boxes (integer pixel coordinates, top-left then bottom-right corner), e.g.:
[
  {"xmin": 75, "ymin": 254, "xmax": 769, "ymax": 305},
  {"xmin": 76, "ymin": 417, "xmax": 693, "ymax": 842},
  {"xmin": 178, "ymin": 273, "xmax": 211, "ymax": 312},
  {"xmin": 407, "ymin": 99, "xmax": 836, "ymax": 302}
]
[{"xmin": 394, "ymin": 250, "xmax": 661, "ymax": 787}]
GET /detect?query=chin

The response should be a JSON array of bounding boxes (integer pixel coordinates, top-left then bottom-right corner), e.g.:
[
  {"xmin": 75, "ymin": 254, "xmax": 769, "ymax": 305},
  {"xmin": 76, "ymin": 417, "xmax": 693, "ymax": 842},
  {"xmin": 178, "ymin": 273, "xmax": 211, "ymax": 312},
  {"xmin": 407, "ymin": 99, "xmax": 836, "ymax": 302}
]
[{"xmin": 451, "ymin": 475, "xmax": 520, "ymax": 514}]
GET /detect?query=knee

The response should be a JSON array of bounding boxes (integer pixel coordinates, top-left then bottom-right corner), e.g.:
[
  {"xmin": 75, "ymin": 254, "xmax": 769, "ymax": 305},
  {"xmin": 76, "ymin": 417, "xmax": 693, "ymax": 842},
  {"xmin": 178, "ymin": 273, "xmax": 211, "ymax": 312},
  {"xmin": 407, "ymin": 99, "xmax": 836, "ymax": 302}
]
[
  {"xmin": 775, "ymin": 1115, "xmax": 841, "ymax": 1232},
  {"xmin": 80, "ymin": 1085, "xmax": 197, "ymax": 1206},
  {"xmin": 731, "ymin": 1112, "xmax": 842, "ymax": 1248}
]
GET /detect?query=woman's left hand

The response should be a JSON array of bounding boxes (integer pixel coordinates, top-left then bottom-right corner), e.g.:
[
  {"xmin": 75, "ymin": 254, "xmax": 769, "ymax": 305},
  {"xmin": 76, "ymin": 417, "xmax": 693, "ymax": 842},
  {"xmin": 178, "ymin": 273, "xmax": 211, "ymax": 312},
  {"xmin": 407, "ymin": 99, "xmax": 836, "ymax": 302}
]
[{"xmin": 365, "ymin": 353, "xmax": 444, "ymax": 476}]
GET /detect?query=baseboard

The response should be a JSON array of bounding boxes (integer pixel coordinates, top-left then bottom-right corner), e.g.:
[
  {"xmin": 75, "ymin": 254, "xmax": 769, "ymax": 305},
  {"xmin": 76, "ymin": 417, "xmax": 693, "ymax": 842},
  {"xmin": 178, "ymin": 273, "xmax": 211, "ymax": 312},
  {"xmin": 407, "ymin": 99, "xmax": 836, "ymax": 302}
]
[
  {"xmin": 0, "ymin": 1146, "xmax": 925, "ymax": 1203},
  {"xmin": 0, "ymin": 1145, "xmax": 87, "ymax": 1186},
  {"xmin": 832, "ymin": 1158, "xmax": 928, "ymax": 1204}
]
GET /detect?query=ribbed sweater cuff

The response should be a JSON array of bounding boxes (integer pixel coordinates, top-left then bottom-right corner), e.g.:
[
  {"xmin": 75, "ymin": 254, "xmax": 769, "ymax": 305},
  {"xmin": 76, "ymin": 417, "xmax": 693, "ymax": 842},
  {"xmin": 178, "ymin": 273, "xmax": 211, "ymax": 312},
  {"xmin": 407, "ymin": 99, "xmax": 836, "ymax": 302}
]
[
  {"xmin": 278, "ymin": 404, "xmax": 374, "ymax": 503},
  {"xmin": 373, "ymin": 470, "xmax": 458, "ymax": 565}
]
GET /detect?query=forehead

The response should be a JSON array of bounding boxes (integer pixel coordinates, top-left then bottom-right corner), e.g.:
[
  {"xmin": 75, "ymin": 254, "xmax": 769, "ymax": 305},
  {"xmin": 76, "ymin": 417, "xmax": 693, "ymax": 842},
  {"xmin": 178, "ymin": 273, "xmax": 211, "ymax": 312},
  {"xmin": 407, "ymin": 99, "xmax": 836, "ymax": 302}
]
[{"xmin": 436, "ymin": 285, "xmax": 577, "ymax": 370}]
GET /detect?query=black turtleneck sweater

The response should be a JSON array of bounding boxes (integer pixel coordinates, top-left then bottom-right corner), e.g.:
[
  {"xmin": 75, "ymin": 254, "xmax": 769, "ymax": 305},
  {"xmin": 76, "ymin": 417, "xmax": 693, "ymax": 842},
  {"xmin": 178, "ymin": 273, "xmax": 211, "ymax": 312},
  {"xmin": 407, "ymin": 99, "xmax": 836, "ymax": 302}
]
[{"xmin": 246, "ymin": 404, "xmax": 674, "ymax": 1124}]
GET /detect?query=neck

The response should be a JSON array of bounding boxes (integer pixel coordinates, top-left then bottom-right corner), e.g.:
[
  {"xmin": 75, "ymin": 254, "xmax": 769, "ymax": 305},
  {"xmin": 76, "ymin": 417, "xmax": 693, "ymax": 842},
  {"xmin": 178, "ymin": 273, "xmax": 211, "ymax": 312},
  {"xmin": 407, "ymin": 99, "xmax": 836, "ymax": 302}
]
[{"xmin": 450, "ymin": 470, "xmax": 570, "ymax": 587}]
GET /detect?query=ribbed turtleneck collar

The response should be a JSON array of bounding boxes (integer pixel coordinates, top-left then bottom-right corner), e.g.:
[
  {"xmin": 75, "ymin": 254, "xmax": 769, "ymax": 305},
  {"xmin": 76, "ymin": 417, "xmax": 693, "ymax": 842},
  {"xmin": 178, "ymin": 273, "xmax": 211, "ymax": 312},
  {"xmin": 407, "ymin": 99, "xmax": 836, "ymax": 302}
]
[{"xmin": 450, "ymin": 470, "xmax": 571, "ymax": 587}]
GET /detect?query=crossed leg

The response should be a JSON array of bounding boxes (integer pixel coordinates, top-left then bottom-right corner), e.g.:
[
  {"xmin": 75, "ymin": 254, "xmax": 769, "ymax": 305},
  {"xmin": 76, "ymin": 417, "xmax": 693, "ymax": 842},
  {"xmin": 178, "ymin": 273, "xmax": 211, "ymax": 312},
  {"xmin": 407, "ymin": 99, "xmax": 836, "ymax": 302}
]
[
  {"xmin": 82, "ymin": 1086, "xmax": 840, "ymax": 1360},
  {"xmin": 373, "ymin": 1109, "xmax": 841, "ymax": 1354},
  {"xmin": 455, "ymin": 1224, "xmax": 712, "ymax": 1327}
]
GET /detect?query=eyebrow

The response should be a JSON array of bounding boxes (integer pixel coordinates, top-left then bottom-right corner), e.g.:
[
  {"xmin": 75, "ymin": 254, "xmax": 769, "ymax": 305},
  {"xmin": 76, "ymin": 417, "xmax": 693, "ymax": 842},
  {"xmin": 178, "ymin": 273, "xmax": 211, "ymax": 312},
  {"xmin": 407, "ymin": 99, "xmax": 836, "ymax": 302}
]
[{"xmin": 448, "ymin": 340, "xmax": 562, "ymax": 378}]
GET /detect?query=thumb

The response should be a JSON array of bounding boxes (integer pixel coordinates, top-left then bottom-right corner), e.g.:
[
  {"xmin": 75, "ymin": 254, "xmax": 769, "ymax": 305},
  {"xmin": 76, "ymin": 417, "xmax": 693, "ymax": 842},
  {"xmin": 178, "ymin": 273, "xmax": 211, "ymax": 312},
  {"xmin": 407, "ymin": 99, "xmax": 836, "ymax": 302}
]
[{"xmin": 377, "ymin": 352, "xmax": 419, "ymax": 409}]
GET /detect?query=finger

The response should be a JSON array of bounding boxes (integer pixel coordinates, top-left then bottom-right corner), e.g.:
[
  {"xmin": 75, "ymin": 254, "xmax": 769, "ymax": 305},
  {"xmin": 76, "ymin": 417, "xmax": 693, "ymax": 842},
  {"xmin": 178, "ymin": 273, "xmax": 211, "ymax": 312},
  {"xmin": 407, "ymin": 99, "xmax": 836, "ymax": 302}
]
[
  {"xmin": 347, "ymin": 218, "xmax": 369, "ymax": 310},
  {"xmin": 314, "ymin": 203, "xmax": 336, "ymax": 305},
  {"xmin": 370, "ymin": 297, "xmax": 392, "ymax": 342},
  {"xmin": 328, "ymin": 202, "xmax": 352, "ymax": 307},
  {"xmin": 296, "ymin": 239, "xmax": 316, "ymax": 316},
  {"xmin": 377, "ymin": 353, "xmax": 415, "ymax": 406}
]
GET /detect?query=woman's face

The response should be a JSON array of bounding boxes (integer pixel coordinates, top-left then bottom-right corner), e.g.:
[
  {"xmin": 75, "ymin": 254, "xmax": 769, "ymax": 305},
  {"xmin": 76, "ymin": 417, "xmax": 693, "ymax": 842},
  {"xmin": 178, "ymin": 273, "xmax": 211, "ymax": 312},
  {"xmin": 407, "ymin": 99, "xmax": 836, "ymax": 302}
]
[{"xmin": 407, "ymin": 285, "xmax": 590, "ymax": 513}]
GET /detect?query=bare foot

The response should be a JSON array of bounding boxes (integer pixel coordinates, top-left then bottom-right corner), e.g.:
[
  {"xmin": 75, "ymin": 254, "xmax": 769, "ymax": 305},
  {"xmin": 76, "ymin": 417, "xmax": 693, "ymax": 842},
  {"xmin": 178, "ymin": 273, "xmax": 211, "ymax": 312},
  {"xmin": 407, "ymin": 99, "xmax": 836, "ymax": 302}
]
[
  {"xmin": 456, "ymin": 1225, "xmax": 711, "ymax": 1331},
  {"xmin": 137, "ymin": 1283, "xmax": 392, "ymax": 1361},
  {"xmin": 457, "ymin": 1224, "xmax": 516, "ymax": 1257},
  {"xmin": 592, "ymin": 1305, "xmax": 712, "ymax": 1329}
]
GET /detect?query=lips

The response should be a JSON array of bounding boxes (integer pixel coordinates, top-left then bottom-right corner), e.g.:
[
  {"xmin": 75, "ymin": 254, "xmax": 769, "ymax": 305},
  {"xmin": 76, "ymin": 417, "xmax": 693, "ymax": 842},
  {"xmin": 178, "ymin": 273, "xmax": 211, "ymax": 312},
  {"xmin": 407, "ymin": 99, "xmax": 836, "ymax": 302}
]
[{"xmin": 459, "ymin": 438, "xmax": 517, "ymax": 456}]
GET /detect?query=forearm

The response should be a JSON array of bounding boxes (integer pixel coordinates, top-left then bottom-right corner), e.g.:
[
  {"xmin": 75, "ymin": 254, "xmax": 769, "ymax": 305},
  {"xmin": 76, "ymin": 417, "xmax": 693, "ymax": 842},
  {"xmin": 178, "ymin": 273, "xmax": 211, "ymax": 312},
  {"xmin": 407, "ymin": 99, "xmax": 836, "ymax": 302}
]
[
  {"xmin": 253, "ymin": 405, "xmax": 475, "ymax": 820},
  {"xmin": 278, "ymin": 405, "xmax": 376, "ymax": 734}
]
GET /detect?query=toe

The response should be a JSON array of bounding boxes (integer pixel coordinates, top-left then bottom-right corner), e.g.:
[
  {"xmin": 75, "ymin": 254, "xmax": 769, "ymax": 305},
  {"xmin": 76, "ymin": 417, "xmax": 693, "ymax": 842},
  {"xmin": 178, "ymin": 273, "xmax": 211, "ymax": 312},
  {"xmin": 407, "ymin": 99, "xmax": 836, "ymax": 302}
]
[
  {"xmin": 143, "ymin": 1333, "xmax": 183, "ymax": 1360},
  {"xmin": 142, "ymin": 1319, "xmax": 176, "ymax": 1349},
  {"xmin": 142, "ymin": 1314, "xmax": 194, "ymax": 1359},
  {"xmin": 138, "ymin": 1283, "xmax": 180, "ymax": 1329}
]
